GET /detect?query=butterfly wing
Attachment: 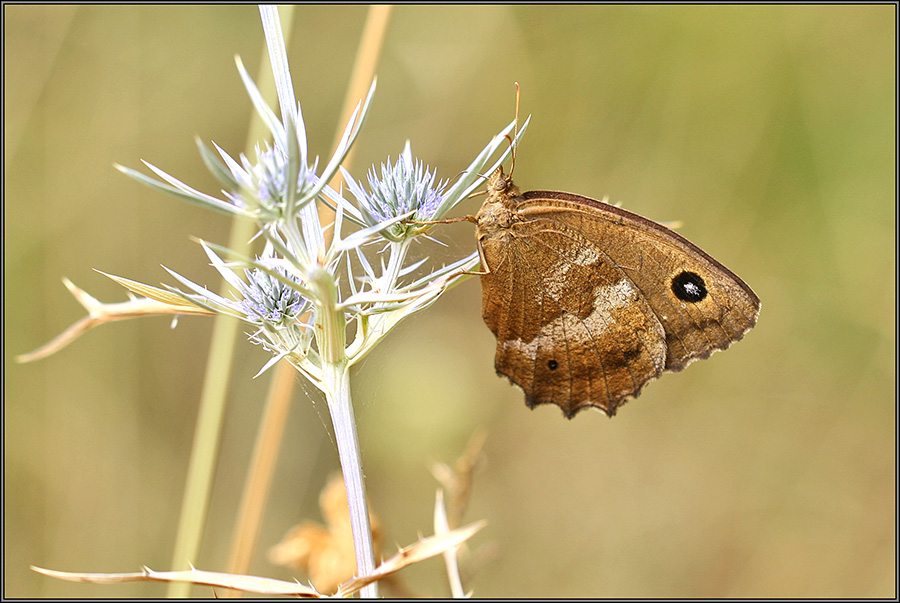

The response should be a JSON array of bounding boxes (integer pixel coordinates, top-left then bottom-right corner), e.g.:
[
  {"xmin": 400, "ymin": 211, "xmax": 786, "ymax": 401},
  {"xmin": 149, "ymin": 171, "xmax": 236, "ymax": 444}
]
[
  {"xmin": 519, "ymin": 191, "xmax": 761, "ymax": 373},
  {"xmin": 478, "ymin": 208, "xmax": 669, "ymax": 417}
]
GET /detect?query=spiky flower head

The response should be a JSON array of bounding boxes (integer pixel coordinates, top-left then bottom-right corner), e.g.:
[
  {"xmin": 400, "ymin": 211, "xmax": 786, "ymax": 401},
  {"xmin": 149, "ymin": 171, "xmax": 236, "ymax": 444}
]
[
  {"xmin": 240, "ymin": 264, "xmax": 310, "ymax": 326},
  {"xmin": 345, "ymin": 142, "xmax": 446, "ymax": 242},
  {"xmin": 210, "ymin": 140, "xmax": 321, "ymax": 222}
]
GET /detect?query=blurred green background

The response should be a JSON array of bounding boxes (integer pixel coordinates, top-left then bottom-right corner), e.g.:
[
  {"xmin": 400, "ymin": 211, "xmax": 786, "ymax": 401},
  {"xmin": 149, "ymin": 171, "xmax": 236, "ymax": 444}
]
[{"xmin": 4, "ymin": 5, "xmax": 895, "ymax": 598}]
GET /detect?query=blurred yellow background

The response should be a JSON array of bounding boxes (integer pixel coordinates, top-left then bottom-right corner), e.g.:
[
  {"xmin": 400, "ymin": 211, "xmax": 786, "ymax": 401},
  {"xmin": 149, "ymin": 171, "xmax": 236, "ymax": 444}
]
[{"xmin": 4, "ymin": 5, "xmax": 895, "ymax": 598}]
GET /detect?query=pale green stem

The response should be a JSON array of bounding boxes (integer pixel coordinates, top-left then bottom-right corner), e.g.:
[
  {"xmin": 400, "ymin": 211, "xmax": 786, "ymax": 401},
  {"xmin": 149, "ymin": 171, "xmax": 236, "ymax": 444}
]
[
  {"xmin": 324, "ymin": 363, "xmax": 376, "ymax": 598},
  {"xmin": 311, "ymin": 267, "xmax": 377, "ymax": 598},
  {"xmin": 381, "ymin": 239, "xmax": 410, "ymax": 292}
]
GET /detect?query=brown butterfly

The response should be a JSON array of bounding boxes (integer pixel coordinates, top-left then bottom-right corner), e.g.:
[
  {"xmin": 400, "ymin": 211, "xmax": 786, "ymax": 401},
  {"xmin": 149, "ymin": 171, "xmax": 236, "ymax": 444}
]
[{"xmin": 475, "ymin": 166, "xmax": 760, "ymax": 418}]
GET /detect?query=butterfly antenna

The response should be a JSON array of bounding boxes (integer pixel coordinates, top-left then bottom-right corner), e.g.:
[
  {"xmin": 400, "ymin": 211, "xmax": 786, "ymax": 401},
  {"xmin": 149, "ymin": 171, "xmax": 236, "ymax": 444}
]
[
  {"xmin": 499, "ymin": 83, "xmax": 521, "ymax": 179},
  {"xmin": 511, "ymin": 82, "xmax": 520, "ymax": 177}
]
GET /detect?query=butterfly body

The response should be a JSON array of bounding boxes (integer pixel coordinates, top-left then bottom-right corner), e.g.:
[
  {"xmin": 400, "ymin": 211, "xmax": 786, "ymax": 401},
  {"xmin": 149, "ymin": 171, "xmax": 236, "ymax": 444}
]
[{"xmin": 475, "ymin": 166, "xmax": 760, "ymax": 418}]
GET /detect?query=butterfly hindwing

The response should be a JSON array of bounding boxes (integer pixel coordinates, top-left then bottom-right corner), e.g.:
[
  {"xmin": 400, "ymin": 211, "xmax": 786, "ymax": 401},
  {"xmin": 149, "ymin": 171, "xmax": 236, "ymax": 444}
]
[{"xmin": 479, "ymin": 213, "xmax": 667, "ymax": 417}]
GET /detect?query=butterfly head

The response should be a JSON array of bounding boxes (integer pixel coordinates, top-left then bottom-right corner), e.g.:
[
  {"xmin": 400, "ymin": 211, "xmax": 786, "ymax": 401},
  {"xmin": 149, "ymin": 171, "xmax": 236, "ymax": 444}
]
[{"xmin": 486, "ymin": 166, "xmax": 519, "ymax": 200}]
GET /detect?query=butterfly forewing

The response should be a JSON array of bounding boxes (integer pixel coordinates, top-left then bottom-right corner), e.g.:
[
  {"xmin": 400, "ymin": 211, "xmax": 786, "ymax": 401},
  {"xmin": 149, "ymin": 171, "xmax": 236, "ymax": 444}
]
[{"xmin": 519, "ymin": 191, "xmax": 761, "ymax": 371}]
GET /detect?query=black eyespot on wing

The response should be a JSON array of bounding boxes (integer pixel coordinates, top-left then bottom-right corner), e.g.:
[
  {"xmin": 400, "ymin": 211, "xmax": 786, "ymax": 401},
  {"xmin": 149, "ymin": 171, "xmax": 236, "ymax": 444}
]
[
  {"xmin": 672, "ymin": 271, "xmax": 707, "ymax": 303},
  {"xmin": 548, "ymin": 359, "xmax": 559, "ymax": 370}
]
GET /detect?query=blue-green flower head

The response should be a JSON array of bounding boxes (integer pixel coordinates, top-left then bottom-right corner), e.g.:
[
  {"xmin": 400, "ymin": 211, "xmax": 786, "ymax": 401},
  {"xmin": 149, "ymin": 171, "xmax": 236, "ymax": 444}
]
[
  {"xmin": 346, "ymin": 142, "xmax": 446, "ymax": 242},
  {"xmin": 223, "ymin": 143, "xmax": 319, "ymax": 218},
  {"xmin": 240, "ymin": 264, "xmax": 310, "ymax": 327}
]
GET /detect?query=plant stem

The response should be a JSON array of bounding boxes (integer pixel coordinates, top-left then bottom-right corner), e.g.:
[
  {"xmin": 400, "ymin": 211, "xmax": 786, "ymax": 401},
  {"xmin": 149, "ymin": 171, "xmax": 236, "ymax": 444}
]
[
  {"xmin": 382, "ymin": 240, "xmax": 410, "ymax": 292},
  {"xmin": 324, "ymin": 361, "xmax": 377, "ymax": 598},
  {"xmin": 312, "ymin": 267, "xmax": 377, "ymax": 598}
]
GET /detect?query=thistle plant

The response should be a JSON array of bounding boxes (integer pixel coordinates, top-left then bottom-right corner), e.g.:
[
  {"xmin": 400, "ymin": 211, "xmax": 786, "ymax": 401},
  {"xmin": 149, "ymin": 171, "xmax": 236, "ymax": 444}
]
[{"xmin": 22, "ymin": 5, "xmax": 530, "ymax": 598}]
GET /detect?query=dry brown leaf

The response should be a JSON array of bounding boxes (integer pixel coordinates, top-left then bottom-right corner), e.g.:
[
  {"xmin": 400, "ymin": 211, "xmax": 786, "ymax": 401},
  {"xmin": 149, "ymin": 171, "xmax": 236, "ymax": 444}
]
[
  {"xmin": 17, "ymin": 275, "xmax": 213, "ymax": 363},
  {"xmin": 269, "ymin": 473, "xmax": 383, "ymax": 594}
]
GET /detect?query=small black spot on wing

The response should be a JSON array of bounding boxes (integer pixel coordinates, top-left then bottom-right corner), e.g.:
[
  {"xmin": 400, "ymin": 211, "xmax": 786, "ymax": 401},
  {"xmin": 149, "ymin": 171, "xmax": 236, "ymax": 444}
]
[{"xmin": 671, "ymin": 271, "xmax": 707, "ymax": 303}]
